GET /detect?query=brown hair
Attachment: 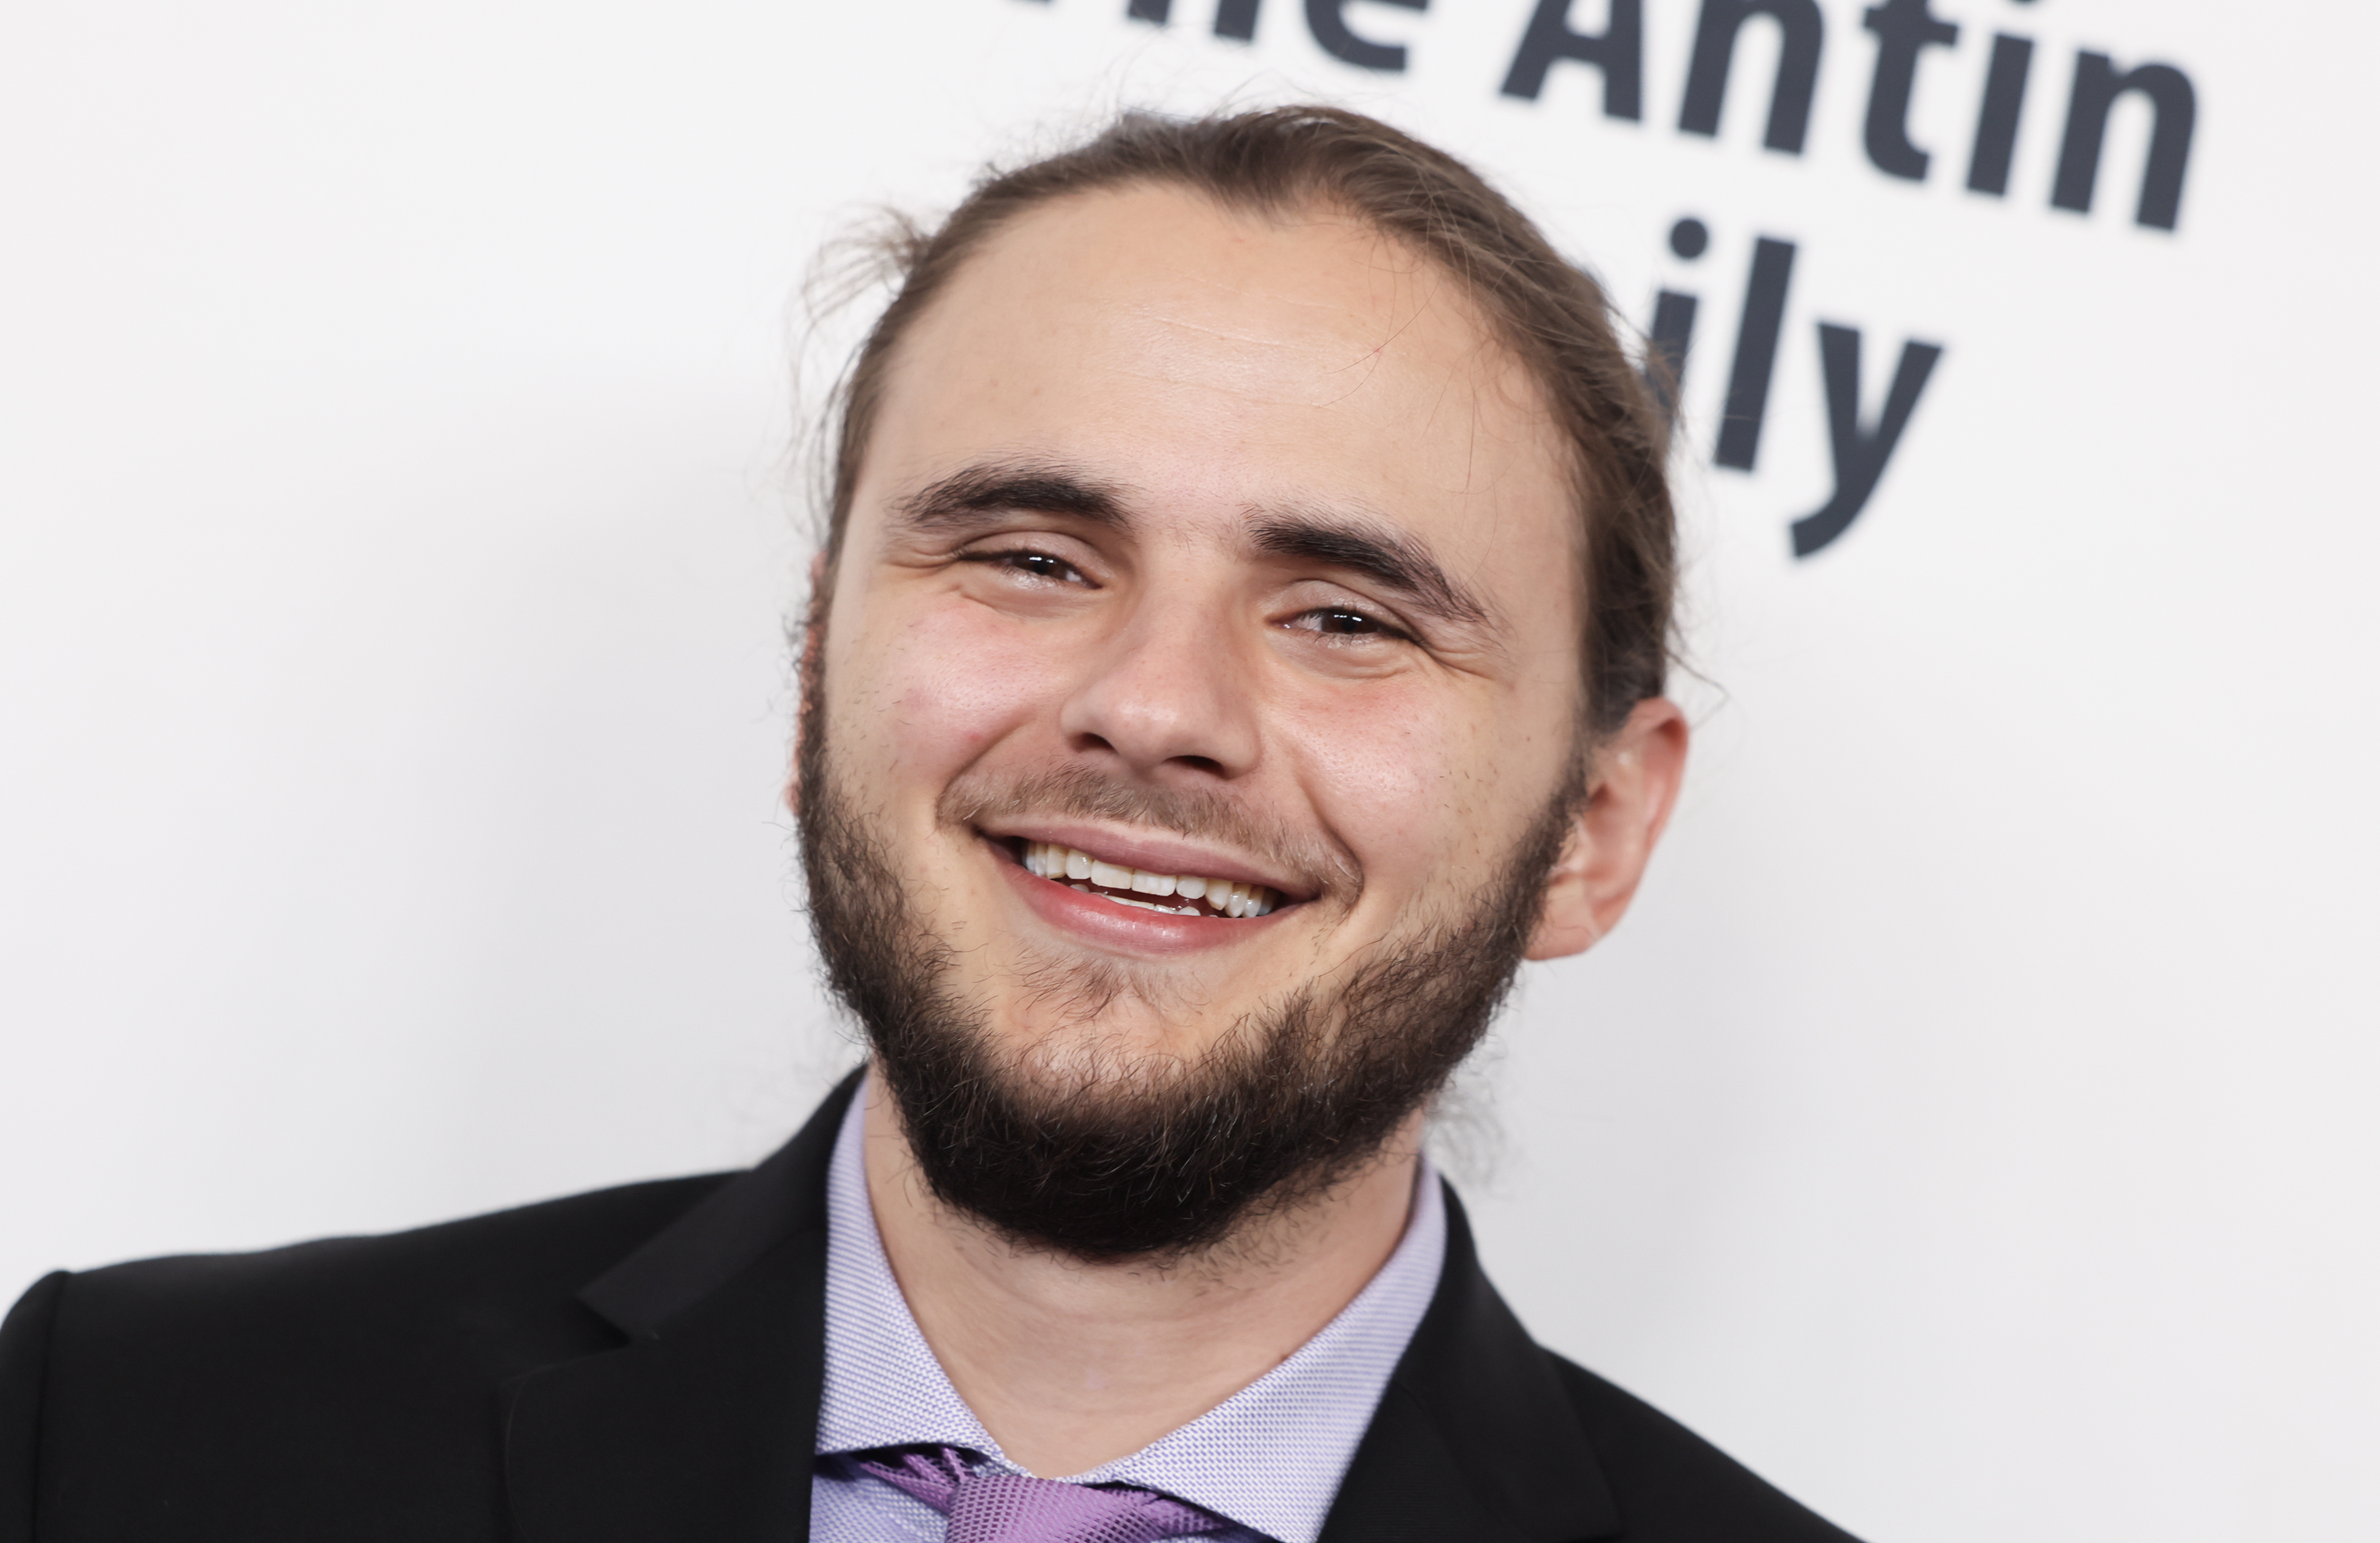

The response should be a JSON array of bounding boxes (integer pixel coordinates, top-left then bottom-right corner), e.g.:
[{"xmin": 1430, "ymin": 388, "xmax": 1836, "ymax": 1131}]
[{"xmin": 822, "ymin": 106, "xmax": 1676, "ymax": 738}]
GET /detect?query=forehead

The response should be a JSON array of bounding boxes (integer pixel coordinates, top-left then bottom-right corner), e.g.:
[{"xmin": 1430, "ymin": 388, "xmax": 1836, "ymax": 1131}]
[{"xmin": 859, "ymin": 183, "xmax": 1580, "ymax": 613}]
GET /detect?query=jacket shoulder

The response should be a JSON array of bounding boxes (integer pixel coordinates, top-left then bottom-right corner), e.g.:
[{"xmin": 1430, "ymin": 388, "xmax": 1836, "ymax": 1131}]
[
  {"xmin": 1549, "ymin": 1354, "xmax": 1864, "ymax": 1543},
  {"xmin": 54, "ymin": 1170, "xmax": 729, "ymax": 1345},
  {"xmin": 0, "ymin": 1172, "xmax": 732, "ymax": 1542}
]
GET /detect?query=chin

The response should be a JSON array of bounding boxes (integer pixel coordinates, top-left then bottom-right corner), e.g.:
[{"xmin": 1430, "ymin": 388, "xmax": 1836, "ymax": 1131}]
[{"xmin": 973, "ymin": 967, "xmax": 1261, "ymax": 1088}]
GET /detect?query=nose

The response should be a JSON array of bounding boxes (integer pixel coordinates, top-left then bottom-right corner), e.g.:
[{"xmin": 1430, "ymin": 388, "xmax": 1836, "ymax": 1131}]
[{"xmin": 1055, "ymin": 591, "xmax": 1261, "ymax": 781}]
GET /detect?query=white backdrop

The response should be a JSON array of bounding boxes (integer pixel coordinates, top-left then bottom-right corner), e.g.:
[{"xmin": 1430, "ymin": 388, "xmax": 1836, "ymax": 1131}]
[{"xmin": 3, "ymin": 2, "xmax": 2374, "ymax": 1538}]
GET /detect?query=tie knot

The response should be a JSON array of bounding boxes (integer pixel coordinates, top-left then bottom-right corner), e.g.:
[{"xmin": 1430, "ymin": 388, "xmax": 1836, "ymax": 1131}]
[{"xmin": 853, "ymin": 1445, "xmax": 1230, "ymax": 1543}]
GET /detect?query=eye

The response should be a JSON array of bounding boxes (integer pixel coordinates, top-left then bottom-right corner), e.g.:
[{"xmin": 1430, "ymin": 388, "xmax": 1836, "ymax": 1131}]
[
  {"xmin": 959, "ymin": 548, "xmax": 1091, "ymax": 586},
  {"xmin": 1288, "ymin": 606, "xmax": 1412, "ymax": 642}
]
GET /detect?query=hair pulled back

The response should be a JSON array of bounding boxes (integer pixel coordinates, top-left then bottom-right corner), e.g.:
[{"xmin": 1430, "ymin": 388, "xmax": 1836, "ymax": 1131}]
[{"xmin": 823, "ymin": 106, "xmax": 1676, "ymax": 737}]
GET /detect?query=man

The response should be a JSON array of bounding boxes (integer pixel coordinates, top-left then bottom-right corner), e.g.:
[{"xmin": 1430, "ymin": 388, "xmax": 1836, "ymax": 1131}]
[{"xmin": 0, "ymin": 107, "xmax": 1856, "ymax": 1541}]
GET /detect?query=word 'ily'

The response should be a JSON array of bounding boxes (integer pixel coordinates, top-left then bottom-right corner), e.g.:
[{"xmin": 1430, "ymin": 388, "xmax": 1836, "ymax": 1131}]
[{"xmin": 1646, "ymin": 218, "xmax": 1941, "ymax": 558}]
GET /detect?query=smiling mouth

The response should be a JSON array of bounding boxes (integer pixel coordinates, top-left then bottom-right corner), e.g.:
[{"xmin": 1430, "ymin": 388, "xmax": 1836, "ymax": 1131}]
[{"xmin": 1011, "ymin": 839, "xmax": 1284, "ymax": 919}]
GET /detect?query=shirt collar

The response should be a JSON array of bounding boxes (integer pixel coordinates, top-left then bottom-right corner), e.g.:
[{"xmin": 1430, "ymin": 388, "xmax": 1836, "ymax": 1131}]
[{"xmin": 815, "ymin": 1074, "xmax": 1447, "ymax": 1543}]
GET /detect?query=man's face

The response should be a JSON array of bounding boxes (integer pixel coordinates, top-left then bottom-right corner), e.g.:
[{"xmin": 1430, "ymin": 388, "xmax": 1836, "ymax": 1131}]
[{"xmin": 804, "ymin": 185, "xmax": 1603, "ymax": 1253}]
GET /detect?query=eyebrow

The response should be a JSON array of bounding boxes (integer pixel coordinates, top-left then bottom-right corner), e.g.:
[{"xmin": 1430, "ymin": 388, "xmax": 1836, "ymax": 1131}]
[
  {"xmin": 892, "ymin": 461, "xmax": 1133, "ymax": 533},
  {"xmin": 1249, "ymin": 509, "xmax": 1496, "ymax": 634},
  {"xmin": 891, "ymin": 460, "xmax": 1499, "ymax": 639}
]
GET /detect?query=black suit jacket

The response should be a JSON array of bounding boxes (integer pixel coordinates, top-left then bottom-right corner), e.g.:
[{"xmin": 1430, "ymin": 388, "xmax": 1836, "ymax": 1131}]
[{"xmin": 0, "ymin": 1076, "xmax": 1859, "ymax": 1541}]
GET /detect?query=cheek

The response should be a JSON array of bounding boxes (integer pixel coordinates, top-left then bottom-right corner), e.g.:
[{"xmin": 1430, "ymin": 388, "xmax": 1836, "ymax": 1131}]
[
  {"xmin": 1282, "ymin": 679, "xmax": 1503, "ymax": 880},
  {"xmin": 827, "ymin": 590, "xmax": 1068, "ymax": 794}
]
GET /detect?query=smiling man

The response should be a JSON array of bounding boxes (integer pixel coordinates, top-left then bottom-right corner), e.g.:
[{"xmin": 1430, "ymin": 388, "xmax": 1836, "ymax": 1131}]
[{"xmin": 0, "ymin": 109, "xmax": 1856, "ymax": 1542}]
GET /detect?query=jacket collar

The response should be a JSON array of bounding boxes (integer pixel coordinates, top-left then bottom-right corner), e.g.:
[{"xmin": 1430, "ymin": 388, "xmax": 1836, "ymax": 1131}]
[
  {"xmin": 505, "ymin": 1077, "xmax": 1617, "ymax": 1543},
  {"xmin": 1316, "ymin": 1185, "xmax": 1621, "ymax": 1543},
  {"xmin": 501, "ymin": 1070, "xmax": 861, "ymax": 1543}
]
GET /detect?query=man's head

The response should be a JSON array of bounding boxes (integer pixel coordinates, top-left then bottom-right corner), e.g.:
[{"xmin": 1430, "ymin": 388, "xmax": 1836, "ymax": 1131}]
[{"xmin": 796, "ymin": 107, "xmax": 1687, "ymax": 1262}]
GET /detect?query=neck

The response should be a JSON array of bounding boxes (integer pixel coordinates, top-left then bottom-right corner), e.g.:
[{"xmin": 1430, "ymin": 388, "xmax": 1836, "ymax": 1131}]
[{"xmin": 860, "ymin": 1068, "xmax": 1425, "ymax": 1477}]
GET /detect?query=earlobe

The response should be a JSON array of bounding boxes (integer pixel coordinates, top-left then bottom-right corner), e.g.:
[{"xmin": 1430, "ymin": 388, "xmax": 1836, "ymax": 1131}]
[
  {"xmin": 1525, "ymin": 816, "xmax": 1603, "ymax": 961},
  {"xmin": 1522, "ymin": 698, "xmax": 1690, "ymax": 962}
]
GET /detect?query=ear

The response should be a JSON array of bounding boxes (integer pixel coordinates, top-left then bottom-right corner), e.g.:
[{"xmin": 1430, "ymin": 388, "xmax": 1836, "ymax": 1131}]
[
  {"xmin": 784, "ymin": 551, "xmax": 831, "ymax": 816},
  {"xmin": 1526, "ymin": 697, "xmax": 1691, "ymax": 961}
]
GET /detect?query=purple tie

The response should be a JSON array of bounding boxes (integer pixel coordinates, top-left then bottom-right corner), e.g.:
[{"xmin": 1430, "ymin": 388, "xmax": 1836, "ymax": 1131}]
[{"xmin": 854, "ymin": 1445, "xmax": 1231, "ymax": 1543}]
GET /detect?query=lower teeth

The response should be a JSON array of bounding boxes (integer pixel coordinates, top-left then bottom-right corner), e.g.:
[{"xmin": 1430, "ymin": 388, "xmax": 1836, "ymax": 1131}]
[{"xmin": 1071, "ymin": 882, "xmax": 1209, "ymax": 917}]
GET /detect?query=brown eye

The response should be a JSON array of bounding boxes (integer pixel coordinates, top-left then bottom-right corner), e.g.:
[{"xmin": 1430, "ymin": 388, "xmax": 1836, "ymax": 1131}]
[
  {"xmin": 1009, "ymin": 553, "xmax": 1072, "ymax": 582},
  {"xmin": 958, "ymin": 548, "xmax": 1088, "ymax": 585},
  {"xmin": 1307, "ymin": 608, "xmax": 1388, "ymax": 635}
]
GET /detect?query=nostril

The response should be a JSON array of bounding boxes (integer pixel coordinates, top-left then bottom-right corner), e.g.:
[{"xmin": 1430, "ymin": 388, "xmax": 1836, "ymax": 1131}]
[{"xmin": 1173, "ymin": 754, "xmax": 1226, "ymax": 777}]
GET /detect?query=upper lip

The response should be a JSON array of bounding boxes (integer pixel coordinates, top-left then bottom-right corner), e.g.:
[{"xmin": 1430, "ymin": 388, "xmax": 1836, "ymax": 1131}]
[{"xmin": 977, "ymin": 820, "xmax": 1315, "ymax": 902}]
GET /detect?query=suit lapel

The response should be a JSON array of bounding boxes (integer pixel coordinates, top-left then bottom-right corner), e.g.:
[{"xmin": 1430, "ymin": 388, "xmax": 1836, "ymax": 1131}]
[
  {"xmin": 1318, "ymin": 1185, "xmax": 1621, "ymax": 1543},
  {"xmin": 503, "ymin": 1083, "xmax": 1611, "ymax": 1543},
  {"xmin": 502, "ymin": 1072, "xmax": 860, "ymax": 1543}
]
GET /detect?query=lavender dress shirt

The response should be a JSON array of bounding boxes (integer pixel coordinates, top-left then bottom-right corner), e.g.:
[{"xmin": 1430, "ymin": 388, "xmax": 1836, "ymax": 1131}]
[{"xmin": 808, "ymin": 1080, "xmax": 1447, "ymax": 1543}]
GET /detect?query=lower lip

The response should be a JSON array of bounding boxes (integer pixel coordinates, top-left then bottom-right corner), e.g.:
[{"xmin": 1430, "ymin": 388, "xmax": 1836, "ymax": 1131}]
[{"xmin": 992, "ymin": 843, "xmax": 1285, "ymax": 955}]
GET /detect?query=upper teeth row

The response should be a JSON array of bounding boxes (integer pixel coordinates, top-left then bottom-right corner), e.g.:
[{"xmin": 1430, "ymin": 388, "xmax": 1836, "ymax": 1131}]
[{"xmin": 1020, "ymin": 843, "xmax": 1279, "ymax": 918}]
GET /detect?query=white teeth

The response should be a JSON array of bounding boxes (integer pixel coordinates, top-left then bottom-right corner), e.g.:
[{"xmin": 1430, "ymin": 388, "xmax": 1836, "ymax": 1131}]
[
  {"xmin": 1094, "ymin": 891, "xmax": 1175, "ymax": 915},
  {"xmin": 1019, "ymin": 842, "xmax": 1280, "ymax": 919}
]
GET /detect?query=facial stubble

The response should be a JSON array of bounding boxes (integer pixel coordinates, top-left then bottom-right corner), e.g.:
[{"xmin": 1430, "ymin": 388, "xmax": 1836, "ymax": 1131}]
[{"xmin": 797, "ymin": 615, "xmax": 1584, "ymax": 1264}]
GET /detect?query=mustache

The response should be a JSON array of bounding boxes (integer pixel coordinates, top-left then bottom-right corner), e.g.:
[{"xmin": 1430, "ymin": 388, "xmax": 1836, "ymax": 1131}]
[{"xmin": 937, "ymin": 762, "xmax": 1363, "ymax": 901}]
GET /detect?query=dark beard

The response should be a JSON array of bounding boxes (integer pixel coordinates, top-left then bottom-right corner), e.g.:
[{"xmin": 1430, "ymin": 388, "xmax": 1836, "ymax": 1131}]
[{"xmin": 796, "ymin": 653, "xmax": 1582, "ymax": 1263}]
